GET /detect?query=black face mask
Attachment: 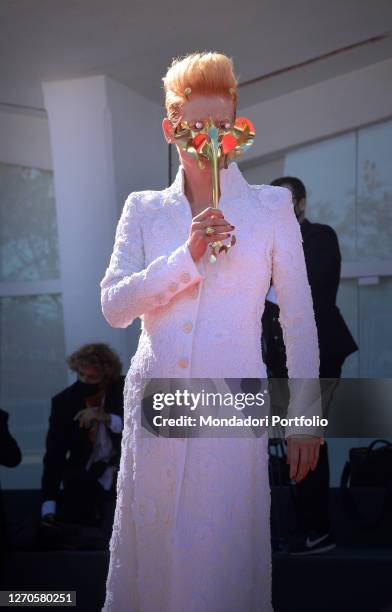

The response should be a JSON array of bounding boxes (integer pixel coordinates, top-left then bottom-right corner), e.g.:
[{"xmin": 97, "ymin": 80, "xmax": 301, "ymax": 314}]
[{"xmin": 78, "ymin": 380, "xmax": 102, "ymax": 398}]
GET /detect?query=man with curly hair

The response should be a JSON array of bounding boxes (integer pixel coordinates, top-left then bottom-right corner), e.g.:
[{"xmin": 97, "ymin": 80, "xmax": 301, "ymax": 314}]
[{"xmin": 41, "ymin": 343, "xmax": 125, "ymax": 531}]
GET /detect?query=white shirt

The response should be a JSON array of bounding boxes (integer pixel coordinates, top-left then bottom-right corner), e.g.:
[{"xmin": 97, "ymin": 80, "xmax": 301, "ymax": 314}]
[
  {"xmin": 85, "ymin": 394, "xmax": 122, "ymax": 491},
  {"xmin": 265, "ymin": 284, "xmax": 278, "ymax": 304}
]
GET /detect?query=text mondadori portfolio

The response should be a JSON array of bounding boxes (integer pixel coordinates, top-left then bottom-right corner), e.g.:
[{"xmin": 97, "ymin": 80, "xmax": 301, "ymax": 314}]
[{"xmin": 152, "ymin": 415, "xmax": 328, "ymax": 428}]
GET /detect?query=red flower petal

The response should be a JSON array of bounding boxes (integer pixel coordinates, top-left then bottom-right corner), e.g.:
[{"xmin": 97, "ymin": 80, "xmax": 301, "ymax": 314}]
[
  {"xmin": 234, "ymin": 116, "xmax": 255, "ymax": 134},
  {"xmin": 222, "ymin": 133, "xmax": 237, "ymax": 154},
  {"xmin": 193, "ymin": 134, "xmax": 208, "ymax": 152}
]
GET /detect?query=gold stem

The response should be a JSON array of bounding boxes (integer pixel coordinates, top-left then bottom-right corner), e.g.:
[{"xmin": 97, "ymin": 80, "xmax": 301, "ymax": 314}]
[{"xmin": 211, "ymin": 145, "xmax": 220, "ymax": 208}]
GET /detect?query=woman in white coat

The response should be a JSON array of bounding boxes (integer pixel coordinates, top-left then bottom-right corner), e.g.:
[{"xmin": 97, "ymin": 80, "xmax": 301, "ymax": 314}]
[{"xmin": 100, "ymin": 52, "xmax": 323, "ymax": 612}]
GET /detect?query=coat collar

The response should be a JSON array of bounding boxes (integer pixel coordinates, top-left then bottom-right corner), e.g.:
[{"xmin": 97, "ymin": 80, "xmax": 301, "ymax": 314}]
[{"xmin": 167, "ymin": 160, "xmax": 249, "ymax": 204}]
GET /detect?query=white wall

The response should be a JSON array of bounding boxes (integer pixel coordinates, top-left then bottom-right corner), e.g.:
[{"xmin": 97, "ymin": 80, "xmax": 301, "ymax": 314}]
[
  {"xmin": 104, "ymin": 77, "xmax": 168, "ymax": 215},
  {"xmin": 239, "ymin": 57, "xmax": 392, "ymax": 162},
  {"xmin": 240, "ymin": 155, "xmax": 284, "ymax": 187}
]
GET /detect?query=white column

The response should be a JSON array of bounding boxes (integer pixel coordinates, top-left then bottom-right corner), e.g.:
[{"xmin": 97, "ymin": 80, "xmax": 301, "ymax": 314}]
[{"xmin": 42, "ymin": 75, "xmax": 167, "ymax": 380}]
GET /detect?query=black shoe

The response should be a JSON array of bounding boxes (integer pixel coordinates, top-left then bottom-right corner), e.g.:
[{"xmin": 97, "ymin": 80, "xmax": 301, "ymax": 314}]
[{"xmin": 289, "ymin": 531, "xmax": 336, "ymax": 555}]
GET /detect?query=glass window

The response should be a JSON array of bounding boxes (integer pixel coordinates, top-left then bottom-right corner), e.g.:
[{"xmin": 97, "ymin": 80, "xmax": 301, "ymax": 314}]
[
  {"xmin": 357, "ymin": 120, "xmax": 392, "ymax": 261},
  {"xmin": 0, "ymin": 294, "xmax": 67, "ymax": 488},
  {"xmin": 0, "ymin": 162, "xmax": 60, "ymax": 282},
  {"xmin": 0, "ymin": 162, "xmax": 66, "ymax": 488},
  {"xmin": 284, "ymin": 132, "xmax": 357, "ymax": 261},
  {"xmin": 359, "ymin": 277, "xmax": 392, "ymax": 377},
  {"xmin": 245, "ymin": 118, "xmax": 392, "ymax": 379}
]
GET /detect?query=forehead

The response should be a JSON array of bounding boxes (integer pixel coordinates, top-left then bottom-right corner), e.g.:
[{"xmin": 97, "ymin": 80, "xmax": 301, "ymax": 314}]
[{"xmin": 180, "ymin": 94, "xmax": 234, "ymax": 120}]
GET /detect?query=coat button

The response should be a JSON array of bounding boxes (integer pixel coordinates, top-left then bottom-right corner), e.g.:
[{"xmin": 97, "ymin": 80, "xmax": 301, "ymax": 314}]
[
  {"xmin": 183, "ymin": 322, "xmax": 193, "ymax": 333},
  {"xmin": 178, "ymin": 357, "xmax": 189, "ymax": 368},
  {"xmin": 180, "ymin": 272, "xmax": 191, "ymax": 283},
  {"xmin": 168, "ymin": 282, "xmax": 178, "ymax": 292}
]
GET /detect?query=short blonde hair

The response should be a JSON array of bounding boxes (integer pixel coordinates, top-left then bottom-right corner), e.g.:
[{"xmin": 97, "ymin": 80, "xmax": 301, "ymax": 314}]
[{"xmin": 162, "ymin": 51, "xmax": 238, "ymax": 124}]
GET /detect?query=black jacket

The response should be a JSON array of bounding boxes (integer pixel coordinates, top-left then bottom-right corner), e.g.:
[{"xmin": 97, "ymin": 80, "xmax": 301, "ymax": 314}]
[
  {"xmin": 41, "ymin": 376, "xmax": 125, "ymax": 504},
  {"xmin": 262, "ymin": 218, "xmax": 358, "ymax": 377},
  {"xmin": 0, "ymin": 409, "xmax": 22, "ymax": 552}
]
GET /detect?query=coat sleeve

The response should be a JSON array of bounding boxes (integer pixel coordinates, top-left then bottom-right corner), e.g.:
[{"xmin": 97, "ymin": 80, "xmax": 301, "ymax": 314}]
[
  {"xmin": 271, "ymin": 188, "xmax": 320, "ymax": 378},
  {"xmin": 100, "ymin": 192, "xmax": 205, "ymax": 328},
  {"xmin": 41, "ymin": 397, "xmax": 70, "ymax": 503},
  {"xmin": 304, "ymin": 225, "xmax": 341, "ymax": 311},
  {"xmin": 0, "ymin": 410, "xmax": 22, "ymax": 468},
  {"xmin": 271, "ymin": 188, "xmax": 323, "ymax": 438}
]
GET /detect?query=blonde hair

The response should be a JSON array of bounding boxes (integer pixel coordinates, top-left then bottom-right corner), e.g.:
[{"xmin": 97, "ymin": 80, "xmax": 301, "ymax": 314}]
[{"xmin": 162, "ymin": 51, "xmax": 238, "ymax": 124}]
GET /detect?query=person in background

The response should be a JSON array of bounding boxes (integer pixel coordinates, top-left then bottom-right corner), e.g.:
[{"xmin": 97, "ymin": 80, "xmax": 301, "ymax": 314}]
[
  {"xmin": 41, "ymin": 343, "xmax": 125, "ymax": 529},
  {"xmin": 0, "ymin": 408, "xmax": 22, "ymax": 575},
  {"xmin": 262, "ymin": 176, "xmax": 358, "ymax": 555}
]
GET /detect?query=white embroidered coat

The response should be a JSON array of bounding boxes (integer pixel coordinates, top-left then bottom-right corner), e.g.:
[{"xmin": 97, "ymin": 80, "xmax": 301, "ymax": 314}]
[{"xmin": 100, "ymin": 161, "xmax": 320, "ymax": 612}]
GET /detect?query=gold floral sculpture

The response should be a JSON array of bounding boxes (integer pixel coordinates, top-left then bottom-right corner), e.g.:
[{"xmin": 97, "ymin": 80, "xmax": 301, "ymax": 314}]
[{"xmin": 173, "ymin": 116, "xmax": 255, "ymax": 263}]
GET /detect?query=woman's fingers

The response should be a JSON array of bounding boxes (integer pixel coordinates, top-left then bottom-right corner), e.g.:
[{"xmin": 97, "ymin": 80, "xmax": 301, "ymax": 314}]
[
  {"xmin": 288, "ymin": 439, "xmax": 300, "ymax": 480},
  {"xmin": 192, "ymin": 221, "xmax": 234, "ymax": 236},
  {"xmin": 194, "ymin": 218, "xmax": 234, "ymax": 228},
  {"xmin": 193, "ymin": 207, "xmax": 224, "ymax": 222},
  {"xmin": 287, "ymin": 437, "xmax": 323, "ymax": 482},
  {"xmin": 192, "ymin": 208, "xmax": 236, "ymax": 229},
  {"xmin": 191, "ymin": 212, "xmax": 235, "ymax": 243},
  {"xmin": 191, "ymin": 218, "xmax": 235, "ymax": 241},
  {"xmin": 296, "ymin": 445, "xmax": 311, "ymax": 482},
  {"xmin": 188, "ymin": 207, "xmax": 236, "ymax": 262},
  {"xmin": 193, "ymin": 229, "xmax": 232, "ymax": 243}
]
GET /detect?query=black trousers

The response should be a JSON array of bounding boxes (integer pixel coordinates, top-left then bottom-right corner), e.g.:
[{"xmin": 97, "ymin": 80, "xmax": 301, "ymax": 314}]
[
  {"xmin": 56, "ymin": 465, "xmax": 110, "ymax": 526},
  {"xmin": 294, "ymin": 354, "xmax": 345, "ymax": 534},
  {"xmin": 262, "ymin": 301, "xmax": 348, "ymax": 534}
]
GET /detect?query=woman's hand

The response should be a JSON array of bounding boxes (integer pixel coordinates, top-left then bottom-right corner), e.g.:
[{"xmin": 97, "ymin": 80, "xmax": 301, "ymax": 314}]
[
  {"xmin": 187, "ymin": 207, "xmax": 235, "ymax": 262},
  {"xmin": 286, "ymin": 435, "xmax": 325, "ymax": 482}
]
